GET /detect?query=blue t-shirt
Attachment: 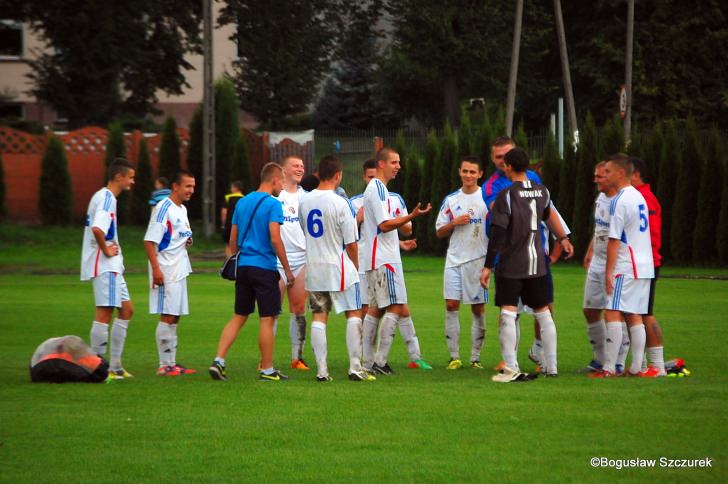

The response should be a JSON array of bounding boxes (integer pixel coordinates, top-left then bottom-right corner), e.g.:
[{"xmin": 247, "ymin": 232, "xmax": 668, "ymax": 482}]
[
  {"xmin": 482, "ymin": 169, "xmax": 542, "ymax": 239},
  {"xmin": 232, "ymin": 191, "xmax": 284, "ymax": 271}
]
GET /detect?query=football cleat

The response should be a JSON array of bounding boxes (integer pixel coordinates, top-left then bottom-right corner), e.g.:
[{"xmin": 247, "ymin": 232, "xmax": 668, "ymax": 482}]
[
  {"xmin": 615, "ymin": 364, "xmax": 625, "ymax": 375},
  {"xmin": 408, "ymin": 359, "xmax": 433, "ymax": 370},
  {"xmin": 588, "ymin": 369, "xmax": 617, "ymax": 379},
  {"xmin": 316, "ymin": 375, "xmax": 333, "ymax": 382},
  {"xmin": 172, "ymin": 364, "xmax": 197, "ymax": 375},
  {"xmin": 492, "ymin": 366, "xmax": 534, "ymax": 383},
  {"xmin": 371, "ymin": 362, "xmax": 395, "ymax": 375},
  {"xmin": 107, "ymin": 368, "xmax": 134, "ymax": 380},
  {"xmin": 259, "ymin": 369, "xmax": 289, "ymax": 381},
  {"xmin": 208, "ymin": 361, "xmax": 227, "ymax": 381},
  {"xmin": 291, "ymin": 359, "xmax": 311, "ymax": 371},
  {"xmin": 493, "ymin": 360, "xmax": 506, "ymax": 371},
  {"xmin": 348, "ymin": 369, "xmax": 376, "ymax": 381},
  {"xmin": 627, "ymin": 367, "xmax": 660, "ymax": 378},
  {"xmin": 470, "ymin": 360, "xmax": 484, "ymax": 369},
  {"xmin": 579, "ymin": 359, "xmax": 603, "ymax": 373},
  {"xmin": 446, "ymin": 358, "xmax": 463, "ymax": 370},
  {"xmin": 157, "ymin": 365, "xmax": 181, "ymax": 376},
  {"xmin": 667, "ymin": 367, "xmax": 691, "ymax": 378}
]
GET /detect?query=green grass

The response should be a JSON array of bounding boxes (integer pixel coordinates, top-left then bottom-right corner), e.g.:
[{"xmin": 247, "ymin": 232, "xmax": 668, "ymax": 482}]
[{"xmin": 0, "ymin": 226, "xmax": 727, "ymax": 482}]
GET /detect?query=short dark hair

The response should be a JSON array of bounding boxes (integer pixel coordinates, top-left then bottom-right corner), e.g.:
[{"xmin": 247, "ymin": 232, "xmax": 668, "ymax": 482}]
[
  {"xmin": 260, "ymin": 162, "xmax": 283, "ymax": 183},
  {"xmin": 460, "ymin": 155, "xmax": 483, "ymax": 170},
  {"xmin": 172, "ymin": 169, "xmax": 195, "ymax": 186},
  {"xmin": 107, "ymin": 158, "xmax": 134, "ymax": 181},
  {"xmin": 300, "ymin": 173, "xmax": 320, "ymax": 191},
  {"xmin": 606, "ymin": 152, "xmax": 633, "ymax": 176},
  {"xmin": 318, "ymin": 155, "xmax": 343, "ymax": 181},
  {"xmin": 504, "ymin": 147, "xmax": 529, "ymax": 173},
  {"xmin": 231, "ymin": 180, "xmax": 243, "ymax": 192},
  {"xmin": 492, "ymin": 136, "xmax": 516, "ymax": 148},
  {"xmin": 155, "ymin": 176, "xmax": 169, "ymax": 188},
  {"xmin": 630, "ymin": 157, "xmax": 649, "ymax": 181},
  {"xmin": 363, "ymin": 158, "xmax": 376, "ymax": 172},
  {"xmin": 375, "ymin": 147, "xmax": 398, "ymax": 164}
]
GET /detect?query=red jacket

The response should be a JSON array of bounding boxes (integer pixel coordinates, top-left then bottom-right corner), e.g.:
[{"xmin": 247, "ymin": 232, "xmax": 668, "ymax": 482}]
[{"xmin": 636, "ymin": 183, "xmax": 662, "ymax": 267}]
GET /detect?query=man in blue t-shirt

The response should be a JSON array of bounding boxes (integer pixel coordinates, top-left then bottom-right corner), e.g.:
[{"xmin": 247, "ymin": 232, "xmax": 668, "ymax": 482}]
[{"xmin": 209, "ymin": 163, "xmax": 295, "ymax": 382}]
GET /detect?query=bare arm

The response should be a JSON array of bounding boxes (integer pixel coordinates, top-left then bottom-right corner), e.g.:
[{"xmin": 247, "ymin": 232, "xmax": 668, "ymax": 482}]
[
  {"xmin": 378, "ymin": 203, "xmax": 432, "ymax": 233},
  {"xmin": 228, "ymin": 225, "xmax": 238, "ymax": 255},
  {"xmin": 270, "ymin": 222, "xmax": 294, "ymax": 287},
  {"xmin": 345, "ymin": 242, "xmax": 359, "ymax": 272},
  {"xmin": 92, "ymin": 227, "xmax": 118, "ymax": 257},
  {"xmin": 144, "ymin": 240, "xmax": 164, "ymax": 287},
  {"xmin": 399, "ymin": 221, "xmax": 413, "ymax": 237},
  {"xmin": 583, "ymin": 238, "xmax": 594, "ymax": 270},
  {"xmin": 435, "ymin": 214, "xmax": 471, "ymax": 239},
  {"xmin": 545, "ymin": 209, "xmax": 574, "ymax": 259}
]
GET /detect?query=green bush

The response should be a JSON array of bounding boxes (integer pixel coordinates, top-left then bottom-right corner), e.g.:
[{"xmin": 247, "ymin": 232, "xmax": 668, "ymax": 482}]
[
  {"xmin": 693, "ymin": 127, "xmax": 724, "ymax": 263},
  {"xmin": 670, "ymin": 116, "xmax": 702, "ymax": 262},
  {"xmin": 540, "ymin": 131, "xmax": 561, "ymax": 203},
  {"xmin": 231, "ymin": 134, "xmax": 253, "ymax": 195},
  {"xmin": 570, "ymin": 113, "xmax": 599, "ymax": 259},
  {"xmin": 105, "ymin": 121, "xmax": 129, "ymax": 223},
  {"xmin": 717, "ymin": 155, "xmax": 728, "ymax": 264},
  {"xmin": 388, "ymin": 129, "xmax": 407, "ymax": 197},
  {"xmin": 477, "ymin": 109, "xmax": 494, "ymax": 179},
  {"xmin": 159, "ymin": 115, "xmax": 181, "ymax": 180},
  {"xmin": 433, "ymin": 122, "xmax": 458, "ymax": 254},
  {"xmin": 215, "ymin": 77, "xmax": 240, "ymax": 222},
  {"xmin": 601, "ymin": 114, "xmax": 624, "ymax": 154},
  {"xmin": 557, "ymin": 133, "xmax": 577, "ymax": 233},
  {"xmin": 130, "ymin": 138, "xmax": 153, "ymax": 226},
  {"xmin": 186, "ymin": 106, "xmax": 203, "ymax": 220},
  {"xmin": 657, "ymin": 120, "xmax": 679, "ymax": 260},
  {"xmin": 420, "ymin": 129, "xmax": 440, "ymax": 252},
  {"xmin": 39, "ymin": 136, "xmax": 73, "ymax": 225}
]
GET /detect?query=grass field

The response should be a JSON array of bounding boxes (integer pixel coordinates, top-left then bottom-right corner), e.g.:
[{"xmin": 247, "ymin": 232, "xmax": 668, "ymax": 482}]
[{"xmin": 1, "ymin": 225, "xmax": 726, "ymax": 482}]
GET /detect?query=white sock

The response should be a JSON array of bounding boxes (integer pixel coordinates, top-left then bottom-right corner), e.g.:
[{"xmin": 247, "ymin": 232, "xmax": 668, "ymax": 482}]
[
  {"xmin": 587, "ymin": 319, "xmax": 606, "ymax": 365},
  {"xmin": 362, "ymin": 314, "xmax": 378, "ymax": 369},
  {"xmin": 214, "ymin": 356, "xmax": 225, "ymax": 366},
  {"xmin": 445, "ymin": 310, "xmax": 460, "ymax": 359},
  {"xmin": 155, "ymin": 322, "xmax": 173, "ymax": 367},
  {"xmin": 90, "ymin": 321, "xmax": 108, "ymax": 356},
  {"xmin": 398, "ymin": 316, "xmax": 421, "ymax": 361},
  {"xmin": 290, "ymin": 314, "xmax": 306, "ymax": 361},
  {"xmin": 616, "ymin": 322, "xmax": 630, "ymax": 368},
  {"xmin": 604, "ymin": 322, "xmax": 623, "ymax": 373},
  {"xmin": 535, "ymin": 311, "xmax": 557, "ymax": 374},
  {"xmin": 109, "ymin": 318, "xmax": 129, "ymax": 371},
  {"xmin": 169, "ymin": 324, "xmax": 178, "ymax": 366},
  {"xmin": 374, "ymin": 312, "xmax": 398, "ymax": 366},
  {"xmin": 647, "ymin": 346, "xmax": 665, "ymax": 372},
  {"xmin": 470, "ymin": 312, "xmax": 485, "ymax": 362},
  {"xmin": 346, "ymin": 317, "xmax": 363, "ymax": 371},
  {"xmin": 529, "ymin": 339, "xmax": 543, "ymax": 365},
  {"xmin": 629, "ymin": 324, "xmax": 646, "ymax": 374},
  {"xmin": 499, "ymin": 310, "xmax": 519, "ymax": 371},
  {"xmin": 515, "ymin": 315, "xmax": 521, "ymax": 351},
  {"xmin": 310, "ymin": 321, "xmax": 328, "ymax": 378}
]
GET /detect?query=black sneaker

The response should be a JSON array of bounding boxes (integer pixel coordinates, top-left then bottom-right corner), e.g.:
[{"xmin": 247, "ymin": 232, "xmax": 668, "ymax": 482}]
[
  {"xmin": 209, "ymin": 361, "xmax": 227, "ymax": 381},
  {"xmin": 259, "ymin": 369, "xmax": 289, "ymax": 381},
  {"xmin": 316, "ymin": 375, "xmax": 333, "ymax": 382},
  {"xmin": 372, "ymin": 362, "xmax": 395, "ymax": 375}
]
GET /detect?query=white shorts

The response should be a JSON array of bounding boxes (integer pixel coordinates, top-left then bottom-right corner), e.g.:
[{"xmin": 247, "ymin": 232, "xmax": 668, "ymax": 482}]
[
  {"xmin": 358, "ymin": 272, "xmax": 368, "ymax": 306},
  {"xmin": 443, "ymin": 257, "xmax": 488, "ymax": 305},
  {"xmin": 308, "ymin": 282, "xmax": 362, "ymax": 314},
  {"xmin": 278, "ymin": 261, "xmax": 305, "ymax": 285},
  {"xmin": 92, "ymin": 272, "xmax": 130, "ymax": 308},
  {"xmin": 606, "ymin": 274, "xmax": 650, "ymax": 315},
  {"xmin": 583, "ymin": 270, "xmax": 607, "ymax": 310},
  {"xmin": 149, "ymin": 278, "xmax": 189, "ymax": 316},
  {"xmin": 366, "ymin": 263, "xmax": 407, "ymax": 309}
]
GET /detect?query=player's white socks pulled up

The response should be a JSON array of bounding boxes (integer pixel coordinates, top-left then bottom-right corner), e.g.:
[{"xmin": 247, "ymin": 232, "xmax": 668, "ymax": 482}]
[
  {"xmin": 90, "ymin": 321, "xmax": 108, "ymax": 356},
  {"xmin": 311, "ymin": 321, "xmax": 328, "ymax": 378},
  {"xmin": 616, "ymin": 322, "xmax": 630, "ymax": 369},
  {"xmin": 647, "ymin": 346, "xmax": 665, "ymax": 374},
  {"xmin": 499, "ymin": 310, "xmax": 519, "ymax": 371},
  {"xmin": 397, "ymin": 315, "xmax": 421, "ymax": 361},
  {"xmin": 445, "ymin": 310, "xmax": 460, "ymax": 359},
  {"xmin": 155, "ymin": 322, "xmax": 174, "ymax": 367},
  {"xmin": 587, "ymin": 319, "xmax": 607, "ymax": 364},
  {"xmin": 603, "ymin": 321, "xmax": 623, "ymax": 373},
  {"xmin": 346, "ymin": 317, "xmax": 363, "ymax": 371},
  {"xmin": 535, "ymin": 310, "xmax": 557, "ymax": 374},
  {"xmin": 109, "ymin": 318, "xmax": 129, "ymax": 371},
  {"xmin": 374, "ymin": 312, "xmax": 398, "ymax": 366},
  {"xmin": 471, "ymin": 312, "xmax": 485, "ymax": 362},
  {"xmin": 362, "ymin": 314, "xmax": 378, "ymax": 369},
  {"xmin": 290, "ymin": 313, "xmax": 307, "ymax": 361},
  {"xmin": 628, "ymin": 324, "xmax": 646, "ymax": 374}
]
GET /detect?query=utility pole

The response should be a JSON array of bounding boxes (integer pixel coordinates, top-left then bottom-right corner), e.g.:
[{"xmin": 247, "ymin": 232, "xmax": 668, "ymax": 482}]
[
  {"xmin": 553, "ymin": 0, "xmax": 578, "ymax": 146},
  {"xmin": 624, "ymin": 0, "xmax": 635, "ymax": 147},
  {"xmin": 505, "ymin": 0, "xmax": 524, "ymax": 137},
  {"xmin": 202, "ymin": 0, "xmax": 216, "ymax": 238}
]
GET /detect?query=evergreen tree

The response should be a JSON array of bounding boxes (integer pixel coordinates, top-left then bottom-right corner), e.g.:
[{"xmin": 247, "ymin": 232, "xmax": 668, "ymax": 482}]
[
  {"xmin": 158, "ymin": 116, "xmax": 181, "ymax": 181},
  {"xmin": 104, "ymin": 121, "xmax": 129, "ymax": 223},
  {"xmin": 433, "ymin": 122, "xmax": 458, "ymax": 254},
  {"xmin": 454, "ymin": 110, "xmax": 475, "ymax": 186},
  {"xmin": 642, "ymin": 123, "xmax": 664, "ymax": 193},
  {"xmin": 478, "ymin": 109, "xmax": 495, "ymax": 179},
  {"xmin": 558, "ymin": 133, "xmax": 578, "ymax": 234},
  {"xmin": 513, "ymin": 122, "xmax": 529, "ymax": 154},
  {"xmin": 657, "ymin": 120, "xmax": 680, "ymax": 260},
  {"xmin": 692, "ymin": 126, "xmax": 724, "ymax": 262},
  {"xmin": 39, "ymin": 136, "xmax": 73, "ymax": 225},
  {"xmin": 601, "ymin": 114, "xmax": 625, "ymax": 154},
  {"xmin": 231, "ymin": 134, "xmax": 253, "ymax": 195},
  {"xmin": 186, "ymin": 105, "xmax": 203, "ymax": 220},
  {"xmin": 420, "ymin": 129, "xmax": 440, "ymax": 252},
  {"xmin": 670, "ymin": 116, "xmax": 703, "ymax": 262},
  {"xmin": 717, "ymin": 155, "xmax": 728, "ymax": 264},
  {"xmin": 404, "ymin": 146, "xmax": 423, "ymax": 248},
  {"xmin": 215, "ymin": 77, "xmax": 240, "ymax": 221},
  {"xmin": 388, "ymin": 129, "xmax": 408, "ymax": 197},
  {"xmin": 571, "ymin": 113, "xmax": 599, "ymax": 259},
  {"xmin": 541, "ymin": 131, "xmax": 561, "ymax": 203},
  {"xmin": 131, "ymin": 138, "xmax": 153, "ymax": 226},
  {"xmin": 0, "ymin": 152, "xmax": 5, "ymax": 221}
]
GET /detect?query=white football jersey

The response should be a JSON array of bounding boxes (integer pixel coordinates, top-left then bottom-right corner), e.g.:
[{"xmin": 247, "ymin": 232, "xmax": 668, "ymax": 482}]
[
  {"xmin": 144, "ymin": 198, "xmax": 193, "ymax": 283},
  {"xmin": 276, "ymin": 187, "xmax": 306, "ymax": 267},
  {"xmin": 81, "ymin": 187, "xmax": 124, "ymax": 281},
  {"xmin": 589, "ymin": 192, "xmax": 614, "ymax": 274},
  {"xmin": 608, "ymin": 186, "xmax": 655, "ymax": 279},
  {"xmin": 435, "ymin": 188, "xmax": 489, "ymax": 268},
  {"xmin": 362, "ymin": 178, "xmax": 401, "ymax": 270},
  {"xmin": 299, "ymin": 189, "xmax": 359, "ymax": 291},
  {"xmin": 350, "ymin": 193, "xmax": 366, "ymax": 274}
]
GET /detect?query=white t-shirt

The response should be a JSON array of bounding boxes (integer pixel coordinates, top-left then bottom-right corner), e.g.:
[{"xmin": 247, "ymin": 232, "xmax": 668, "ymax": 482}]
[
  {"xmin": 362, "ymin": 178, "xmax": 402, "ymax": 271},
  {"xmin": 608, "ymin": 186, "xmax": 655, "ymax": 279},
  {"xmin": 81, "ymin": 187, "xmax": 124, "ymax": 280},
  {"xmin": 276, "ymin": 187, "xmax": 306, "ymax": 267},
  {"xmin": 589, "ymin": 192, "xmax": 613, "ymax": 274},
  {"xmin": 144, "ymin": 198, "xmax": 193, "ymax": 283},
  {"xmin": 435, "ymin": 188, "xmax": 489, "ymax": 268},
  {"xmin": 350, "ymin": 193, "xmax": 366, "ymax": 274},
  {"xmin": 299, "ymin": 189, "xmax": 359, "ymax": 291}
]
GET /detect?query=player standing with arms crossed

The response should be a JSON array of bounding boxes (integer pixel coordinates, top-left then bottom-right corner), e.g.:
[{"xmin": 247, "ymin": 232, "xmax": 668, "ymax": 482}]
[{"xmin": 81, "ymin": 158, "xmax": 136, "ymax": 379}]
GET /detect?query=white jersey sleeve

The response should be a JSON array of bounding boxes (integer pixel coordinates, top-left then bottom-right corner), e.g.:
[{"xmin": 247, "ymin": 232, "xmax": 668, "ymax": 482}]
[
  {"xmin": 144, "ymin": 199, "xmax": 193, "ymax": 283},
  {"xmin": 608, "ymin": 186, "xmax": 654, "ymax": 279},
  {"xmin": 436, "ymin": 189, "xmax": 488, "ymax": 267},
  {"xmin": 81, "ymin": 188, "xmax": 124, "ymax": 280},
  {"xmin": 362, "ymin": 179, "xmax": 401, "ymax": 270}
]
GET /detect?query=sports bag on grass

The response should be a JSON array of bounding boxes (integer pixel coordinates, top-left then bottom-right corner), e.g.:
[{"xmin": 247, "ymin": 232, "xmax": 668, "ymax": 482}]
[{"xmin": 220, "ymin": 194, "xmax": 267, "ymax": 280}]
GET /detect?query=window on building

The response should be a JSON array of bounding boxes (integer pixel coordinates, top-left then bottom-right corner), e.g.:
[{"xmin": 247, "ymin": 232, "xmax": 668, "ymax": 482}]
[{"xmin": 0, "ymin": 20, "xmax": 23, "ymax": 58}]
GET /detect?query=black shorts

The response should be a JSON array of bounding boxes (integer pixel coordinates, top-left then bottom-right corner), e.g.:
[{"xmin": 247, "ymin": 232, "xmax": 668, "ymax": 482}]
[
  {"xmin": 234, "ymin": 266, "xmax": 281, "ymax": 317},
  {"xmin": 495, "ymin": 274, "xmax": 551, "ymax": 310},
  {"xmin": 646, "ymin": 266, "xmax": 659, "ymax": 316}
]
